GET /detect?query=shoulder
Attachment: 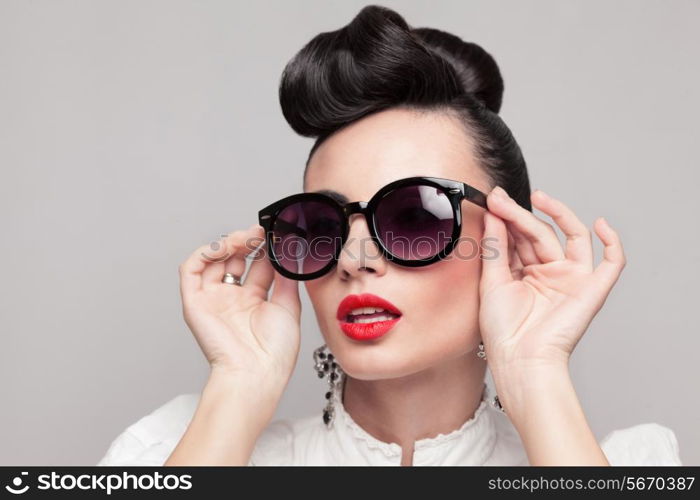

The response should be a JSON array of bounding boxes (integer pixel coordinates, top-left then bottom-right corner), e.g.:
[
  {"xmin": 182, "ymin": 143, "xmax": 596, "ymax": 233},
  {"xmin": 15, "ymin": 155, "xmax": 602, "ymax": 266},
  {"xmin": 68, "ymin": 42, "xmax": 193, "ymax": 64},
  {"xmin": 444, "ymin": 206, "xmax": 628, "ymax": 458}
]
[
  {"xmin": 486, "ymin": 407, "xmax": 529, "ymax": 465},
  {"xmin": 484, "ymin": 409, "xmax": 683, "ymax": 467},
  {"xmin": 249, "ymin": 413, "xmax": 324, "ymax": 465},
  {"xmin": 96, "ymin": 392, "xmax": 320, "ymax": 466},
  {"xmin": 97, "ymin": 393, "xmax": 200, "ymax": 466},
  {"xmin": 599, "ymin": 422, "xmax": 682, "ymax": 466}
]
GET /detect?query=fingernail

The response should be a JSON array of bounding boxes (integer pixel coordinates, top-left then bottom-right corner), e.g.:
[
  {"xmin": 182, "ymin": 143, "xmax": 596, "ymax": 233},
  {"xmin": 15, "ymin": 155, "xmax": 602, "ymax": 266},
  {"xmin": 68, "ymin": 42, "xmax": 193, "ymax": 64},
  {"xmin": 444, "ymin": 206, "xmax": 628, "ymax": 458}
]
[{"xmin": 492, "ymin": 186, "xmax": 508, "ymax": 199}]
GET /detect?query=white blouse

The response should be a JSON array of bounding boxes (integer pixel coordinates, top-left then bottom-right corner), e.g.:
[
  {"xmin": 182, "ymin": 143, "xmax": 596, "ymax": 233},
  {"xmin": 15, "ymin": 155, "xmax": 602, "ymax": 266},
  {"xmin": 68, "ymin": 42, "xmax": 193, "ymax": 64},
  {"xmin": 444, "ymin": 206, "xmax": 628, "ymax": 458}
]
[{"xmin": 97, "ymin": 374, "xmax": 682, "ymax": 466}]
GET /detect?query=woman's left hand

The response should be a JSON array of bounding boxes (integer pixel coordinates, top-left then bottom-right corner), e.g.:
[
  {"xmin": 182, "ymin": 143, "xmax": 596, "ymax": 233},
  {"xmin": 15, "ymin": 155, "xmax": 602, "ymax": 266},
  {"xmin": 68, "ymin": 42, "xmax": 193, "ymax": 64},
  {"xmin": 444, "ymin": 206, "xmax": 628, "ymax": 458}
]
[{"xmin": 478, "ymin": 186, "xmax": 627, "ymax": 373}]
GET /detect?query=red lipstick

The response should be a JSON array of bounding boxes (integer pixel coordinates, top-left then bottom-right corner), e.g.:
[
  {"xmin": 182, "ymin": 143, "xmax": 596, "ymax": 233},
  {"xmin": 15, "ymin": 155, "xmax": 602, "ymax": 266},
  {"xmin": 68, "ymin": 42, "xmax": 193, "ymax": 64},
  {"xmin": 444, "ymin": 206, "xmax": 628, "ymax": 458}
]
[{"xmin": 336, "ymin": 293, "xmax": 403, "ymax": 341}]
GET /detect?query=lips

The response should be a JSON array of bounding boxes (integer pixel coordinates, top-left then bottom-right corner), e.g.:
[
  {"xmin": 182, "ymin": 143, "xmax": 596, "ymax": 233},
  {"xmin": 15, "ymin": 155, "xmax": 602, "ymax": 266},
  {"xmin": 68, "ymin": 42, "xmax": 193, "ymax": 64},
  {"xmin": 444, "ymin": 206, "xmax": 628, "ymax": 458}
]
[
  {"xmin": 336, "ymin": 293, "xmax": 402, "ymax": 321},
  {"xmin": 336, "ymin": 293, "xmax": 403, "ymax": 341}
]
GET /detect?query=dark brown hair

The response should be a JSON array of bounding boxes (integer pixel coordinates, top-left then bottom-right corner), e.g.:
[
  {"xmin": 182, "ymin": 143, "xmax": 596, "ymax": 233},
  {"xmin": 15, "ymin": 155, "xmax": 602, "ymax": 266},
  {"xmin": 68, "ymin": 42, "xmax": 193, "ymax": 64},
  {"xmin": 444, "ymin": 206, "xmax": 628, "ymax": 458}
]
[{"xmin": 278, "ymin": 4, "xmax": 531, "ymax": 210}]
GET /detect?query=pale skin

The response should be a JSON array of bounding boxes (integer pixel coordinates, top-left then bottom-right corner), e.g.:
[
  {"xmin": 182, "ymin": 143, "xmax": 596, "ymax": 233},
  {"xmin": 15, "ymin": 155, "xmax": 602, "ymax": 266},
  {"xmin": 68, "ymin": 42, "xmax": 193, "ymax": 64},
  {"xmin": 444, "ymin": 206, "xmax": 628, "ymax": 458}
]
[{"xmin": 165, "ymin": 108, "xmax": 625, "ymax": 466}]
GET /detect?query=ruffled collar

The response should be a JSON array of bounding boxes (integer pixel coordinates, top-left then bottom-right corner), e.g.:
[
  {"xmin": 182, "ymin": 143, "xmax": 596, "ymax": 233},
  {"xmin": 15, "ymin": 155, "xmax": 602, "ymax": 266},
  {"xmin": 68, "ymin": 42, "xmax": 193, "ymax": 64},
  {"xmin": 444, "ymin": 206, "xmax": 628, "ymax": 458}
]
[{"xmin": 328, "ymin": 371, "xmax": 497, "ymax": 464}]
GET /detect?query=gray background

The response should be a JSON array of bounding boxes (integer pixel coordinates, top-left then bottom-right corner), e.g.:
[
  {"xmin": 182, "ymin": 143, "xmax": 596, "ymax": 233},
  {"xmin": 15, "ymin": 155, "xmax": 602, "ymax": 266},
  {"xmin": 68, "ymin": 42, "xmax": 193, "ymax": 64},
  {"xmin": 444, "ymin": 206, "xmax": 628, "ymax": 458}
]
[{"xmin": 1, "ymin": 0, "xmax": 698, "ymax": 465}]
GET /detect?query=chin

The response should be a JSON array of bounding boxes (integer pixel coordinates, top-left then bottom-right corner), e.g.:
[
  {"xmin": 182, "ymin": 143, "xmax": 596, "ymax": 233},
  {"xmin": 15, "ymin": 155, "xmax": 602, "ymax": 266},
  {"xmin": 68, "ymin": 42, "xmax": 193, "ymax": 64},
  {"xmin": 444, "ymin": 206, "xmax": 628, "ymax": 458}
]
[{"xmin": 328, "ymin": 340, "xmax": 433, "ymax": 381}]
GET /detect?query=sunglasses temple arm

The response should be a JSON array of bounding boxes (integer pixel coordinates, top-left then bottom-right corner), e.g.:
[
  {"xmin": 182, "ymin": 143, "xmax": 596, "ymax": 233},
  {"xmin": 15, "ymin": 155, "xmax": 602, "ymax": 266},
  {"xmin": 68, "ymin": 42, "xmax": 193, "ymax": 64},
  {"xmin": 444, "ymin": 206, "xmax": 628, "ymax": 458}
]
[{"xmin": 463, "ymin": 183, "xmax": 488, "ymax": 209}]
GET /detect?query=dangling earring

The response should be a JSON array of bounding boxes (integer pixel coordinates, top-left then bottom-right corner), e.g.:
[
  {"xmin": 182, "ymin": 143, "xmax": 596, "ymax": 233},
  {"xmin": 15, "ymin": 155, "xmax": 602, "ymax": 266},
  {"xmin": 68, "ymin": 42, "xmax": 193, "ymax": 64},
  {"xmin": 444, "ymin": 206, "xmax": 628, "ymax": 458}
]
[
  {"xmin": 313, "ymin": 344, "xmax": 344, "ymax": 428},
  {"xmin": 476, "ymin": 341, "xmax": 506, "ymax": 414}
]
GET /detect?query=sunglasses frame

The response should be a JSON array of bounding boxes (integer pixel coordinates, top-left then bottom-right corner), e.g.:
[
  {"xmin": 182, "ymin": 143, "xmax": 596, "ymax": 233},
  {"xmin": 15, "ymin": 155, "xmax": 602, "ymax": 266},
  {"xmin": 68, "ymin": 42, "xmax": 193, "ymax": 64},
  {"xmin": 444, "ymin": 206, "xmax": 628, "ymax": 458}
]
[{"xmin": 257, "ymin": 176, "xmax": 489, "ymax": 281}]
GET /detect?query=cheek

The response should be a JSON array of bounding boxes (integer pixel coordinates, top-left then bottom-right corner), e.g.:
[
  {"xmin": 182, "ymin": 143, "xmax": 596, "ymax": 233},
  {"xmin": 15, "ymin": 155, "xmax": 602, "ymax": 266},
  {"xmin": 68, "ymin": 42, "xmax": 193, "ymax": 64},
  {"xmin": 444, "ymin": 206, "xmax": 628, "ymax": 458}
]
[
  {"xmin": 394, "ymin": 254, "xmax": 482, "ymax": 347},
  {"xmin": 427, "ymin": 248, "xmax": 482, "ymax": 318},
  {"xmin": 412, "ymin": 235, "xmax": 483, "ymax": 343},
  {"xmin": 357, "ymin": 261, "xmax": 481, "ymax": 378}
]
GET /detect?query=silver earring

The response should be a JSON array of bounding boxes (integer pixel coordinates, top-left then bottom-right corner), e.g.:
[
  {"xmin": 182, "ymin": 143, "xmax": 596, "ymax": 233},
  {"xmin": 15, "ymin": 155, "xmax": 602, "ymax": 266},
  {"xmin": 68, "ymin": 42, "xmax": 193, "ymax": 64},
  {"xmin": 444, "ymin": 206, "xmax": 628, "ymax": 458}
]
[
  {"xmin": 476, "ymin": 342, "xmax": 506, "ymax": 414},
  {"xmin": 313, "ymin": 344, "xmax": 344, "ymax": 428}
]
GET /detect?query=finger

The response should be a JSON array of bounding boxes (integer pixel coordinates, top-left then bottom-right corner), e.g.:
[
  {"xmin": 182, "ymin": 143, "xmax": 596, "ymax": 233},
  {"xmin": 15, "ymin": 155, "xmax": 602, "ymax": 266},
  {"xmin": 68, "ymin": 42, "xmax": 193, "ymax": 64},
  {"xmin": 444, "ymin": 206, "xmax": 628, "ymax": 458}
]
[
  {"xmin": 223, "ymin": 226, "xmax": 266, "ymax": 283},
  {"xmin": 242, "ymin": 226, "xmax": 275, "ymax": 294},
  {"xmin": 532, "ymin": 190, "xmax": 593, "ymax": 270},
  {"xmin": 505, "ymin": 225, "xmax": 525, "ymax": 280},
  {"xmin": 480, "ymin": 210, "xmax": 513, "ymax": 295},
  {"xmin": 506, "ymin": 220, "xmax": 540, "ymax": 267},
  {"xmin": 179, "ymin": 237, "xmax": 232, "ymax": 297},
  {"xmin": 201, "ymin": 233, "xmax": 245, "ymax": 287},
  {"xmin": 269, "ymin": 268, "xmax": 301, "ymax": 321},
  {"xmin": 201, "ymin": 224, "xmax": 260, "ymax": 288},
  {"xmin": 591, "ymin": 217, "xmax": 626, "ymax": 294},
  {"xmin": 487, "ymin": 186, "xmax": 565, "ymax": 263},
  {"xmin": 487, "ymin": 188, "xmax": 540, "ymax": 268}
]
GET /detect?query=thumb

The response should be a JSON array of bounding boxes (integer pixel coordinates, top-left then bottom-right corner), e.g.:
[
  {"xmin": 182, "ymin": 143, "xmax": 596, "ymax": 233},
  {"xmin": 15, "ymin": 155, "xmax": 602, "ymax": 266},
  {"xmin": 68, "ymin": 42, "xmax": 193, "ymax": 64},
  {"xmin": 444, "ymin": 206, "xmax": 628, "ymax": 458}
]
[
  {"xmin": 270, "ymin": 270, "xmax": 301, "ymax": 321},
  {"xmin": 480, "ymin": 211, "xmax": 512, "ymax": 295}
]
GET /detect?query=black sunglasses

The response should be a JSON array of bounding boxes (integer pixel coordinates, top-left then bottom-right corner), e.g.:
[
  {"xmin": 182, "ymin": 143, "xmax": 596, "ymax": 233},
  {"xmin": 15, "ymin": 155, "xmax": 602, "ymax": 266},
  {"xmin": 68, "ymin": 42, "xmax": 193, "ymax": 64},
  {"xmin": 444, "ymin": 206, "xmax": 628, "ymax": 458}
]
[{"xmin": 257, "ymin": 176, "xmax": 489, "ymax": 281}]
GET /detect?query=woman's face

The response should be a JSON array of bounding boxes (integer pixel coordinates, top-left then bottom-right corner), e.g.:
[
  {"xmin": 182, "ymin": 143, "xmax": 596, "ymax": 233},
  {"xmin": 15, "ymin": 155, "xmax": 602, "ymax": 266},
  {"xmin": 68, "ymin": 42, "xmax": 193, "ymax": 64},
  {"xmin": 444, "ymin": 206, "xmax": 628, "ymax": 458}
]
[{"xmin": 303, "ymin": 107, "xmax": 493, "ymax": 380}]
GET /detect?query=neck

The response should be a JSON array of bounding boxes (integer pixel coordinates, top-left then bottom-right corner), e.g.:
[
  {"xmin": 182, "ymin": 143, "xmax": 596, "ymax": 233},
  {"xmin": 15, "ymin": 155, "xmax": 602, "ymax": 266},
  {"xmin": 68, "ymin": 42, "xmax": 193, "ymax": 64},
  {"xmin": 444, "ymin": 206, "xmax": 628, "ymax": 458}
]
[{"xmin": 341, "ymin": 353, "xmax": 487, "ymax": 451}]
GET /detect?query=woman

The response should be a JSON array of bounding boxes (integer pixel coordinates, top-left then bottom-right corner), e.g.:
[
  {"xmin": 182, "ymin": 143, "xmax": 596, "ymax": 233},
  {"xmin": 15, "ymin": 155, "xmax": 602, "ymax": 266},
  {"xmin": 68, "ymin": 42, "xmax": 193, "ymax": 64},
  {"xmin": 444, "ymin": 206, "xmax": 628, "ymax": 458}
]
[{"xmin": 97, "ymin": 5, "xmax": 682, "ymax": 466}]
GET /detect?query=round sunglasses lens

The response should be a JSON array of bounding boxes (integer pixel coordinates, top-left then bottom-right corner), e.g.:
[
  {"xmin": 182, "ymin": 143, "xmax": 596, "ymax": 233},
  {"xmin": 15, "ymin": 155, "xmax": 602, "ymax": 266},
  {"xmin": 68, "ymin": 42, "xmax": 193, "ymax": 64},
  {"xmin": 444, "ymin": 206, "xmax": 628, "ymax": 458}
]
[
  {"xmin": 374, "ymin": 184, "xmax": 455, "ymax": 260},
  {"xmin": 271, "ymin": 200, "xmax": 343, "ymax": 276}
]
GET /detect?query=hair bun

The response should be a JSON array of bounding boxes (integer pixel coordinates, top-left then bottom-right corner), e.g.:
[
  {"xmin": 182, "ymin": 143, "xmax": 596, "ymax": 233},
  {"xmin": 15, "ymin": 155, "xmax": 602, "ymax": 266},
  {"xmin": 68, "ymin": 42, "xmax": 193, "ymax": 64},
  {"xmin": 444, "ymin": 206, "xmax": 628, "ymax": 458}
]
[
  {"xmin": 279, "ymin": 5, "xmax": 503, "ymax": 139},
  {"xmin": 411, "ymin": 27, "xmax": 504, "ymax": 114}
]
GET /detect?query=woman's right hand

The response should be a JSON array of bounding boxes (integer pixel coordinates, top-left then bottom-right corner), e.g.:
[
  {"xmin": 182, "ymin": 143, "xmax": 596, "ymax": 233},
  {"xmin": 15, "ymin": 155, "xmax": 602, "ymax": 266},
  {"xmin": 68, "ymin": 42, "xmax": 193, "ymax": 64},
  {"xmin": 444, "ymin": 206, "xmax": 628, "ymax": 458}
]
[{"xmin": 178, "ymin": 223, "xmax": 301, "ymax": 385}]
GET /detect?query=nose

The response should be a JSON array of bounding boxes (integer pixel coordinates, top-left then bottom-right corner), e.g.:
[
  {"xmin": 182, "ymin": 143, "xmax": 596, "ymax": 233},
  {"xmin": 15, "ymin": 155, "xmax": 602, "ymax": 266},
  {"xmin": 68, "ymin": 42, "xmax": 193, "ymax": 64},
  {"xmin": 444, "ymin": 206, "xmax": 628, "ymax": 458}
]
[{"xmin": 335, "ymin": 212, "xmax": 387, "ymax": 280}]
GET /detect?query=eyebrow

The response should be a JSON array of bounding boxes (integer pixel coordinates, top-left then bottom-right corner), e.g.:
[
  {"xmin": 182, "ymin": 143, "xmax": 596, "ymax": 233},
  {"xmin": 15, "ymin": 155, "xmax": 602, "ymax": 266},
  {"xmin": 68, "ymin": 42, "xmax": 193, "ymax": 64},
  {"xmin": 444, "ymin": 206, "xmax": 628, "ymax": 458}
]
[{"xmin": 311, "ymin": 189, "xmax": 350, "ymax": 205}]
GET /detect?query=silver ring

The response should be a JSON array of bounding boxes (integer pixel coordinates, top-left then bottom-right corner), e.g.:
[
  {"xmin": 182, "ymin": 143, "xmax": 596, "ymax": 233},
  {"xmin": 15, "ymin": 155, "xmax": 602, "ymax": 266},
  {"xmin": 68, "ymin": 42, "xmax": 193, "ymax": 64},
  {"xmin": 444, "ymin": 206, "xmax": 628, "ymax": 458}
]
[{"xmin": 222, "ymin": 272, "xmax": 243, "ymax": 286}]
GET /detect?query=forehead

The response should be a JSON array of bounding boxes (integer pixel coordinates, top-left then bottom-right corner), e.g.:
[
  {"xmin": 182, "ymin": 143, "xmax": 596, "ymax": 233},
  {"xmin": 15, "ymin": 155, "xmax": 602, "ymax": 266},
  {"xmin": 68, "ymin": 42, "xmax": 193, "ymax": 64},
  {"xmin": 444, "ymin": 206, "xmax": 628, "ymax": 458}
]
[{"xmin": 304, "ymin": 107, "xmax": 489, "ymax": 201}]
